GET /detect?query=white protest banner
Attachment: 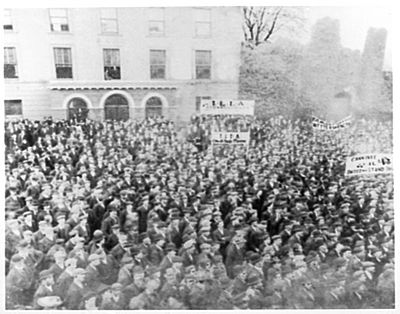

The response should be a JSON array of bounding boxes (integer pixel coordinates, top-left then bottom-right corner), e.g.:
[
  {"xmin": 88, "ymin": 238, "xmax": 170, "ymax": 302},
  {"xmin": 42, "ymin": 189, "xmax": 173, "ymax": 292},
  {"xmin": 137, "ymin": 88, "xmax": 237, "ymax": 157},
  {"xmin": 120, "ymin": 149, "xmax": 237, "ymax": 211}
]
[
  {"xmin": 312, "ymin": 115, "xmax": 352, "ymax": 130},
  {"xmin": 336, "ymin": 115, "xmax": 352, "ymax": 129},
  {"xmin": 345, "ymin": 153, "xmax": 392, "ymax": 176},
  {"xmin": 211, "ymin": 132, "xmax": 250, "ymax": 145},
  {"xmin": 200, "ymin": 99, "xmax": 254, "ymax": 116},
  {"xmin": 312, "ymin": 116, "xmax": 327, "ymax": 129}
]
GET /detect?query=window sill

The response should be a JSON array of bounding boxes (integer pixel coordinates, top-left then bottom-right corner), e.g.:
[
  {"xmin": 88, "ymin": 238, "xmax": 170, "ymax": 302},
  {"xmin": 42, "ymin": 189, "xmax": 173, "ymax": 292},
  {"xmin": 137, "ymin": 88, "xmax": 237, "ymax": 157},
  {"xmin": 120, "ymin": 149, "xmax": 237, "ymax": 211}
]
[
  {"xmin": 99, "ymin": 32, "xmax": 121, "ymax": 37},
  {"xmin": 194, "ymin": 35, "xmax": 212, "ymax": 39},
  {"xmin": 147, "ymin": 33, "xmax": 166, "ymax": 38},
  {"xmin": 48, "ymin": 31, "xmax": 73, "ymax": 35}
]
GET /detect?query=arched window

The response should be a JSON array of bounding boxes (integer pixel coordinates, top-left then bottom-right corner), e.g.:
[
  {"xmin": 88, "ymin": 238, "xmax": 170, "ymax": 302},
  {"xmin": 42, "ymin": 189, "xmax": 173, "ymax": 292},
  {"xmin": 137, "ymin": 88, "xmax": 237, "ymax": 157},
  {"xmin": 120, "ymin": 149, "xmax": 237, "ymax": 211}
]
[
  {"xmin": 145, "ymin": 96, "xmax": 163, "ymax": 118},
  {"xmin": 104, "ymin": 94, "xmax": 129, "ymax": 121},
  {"xmin": 67, "ymin": 98, "xmax": 89, "ymax": 121}
]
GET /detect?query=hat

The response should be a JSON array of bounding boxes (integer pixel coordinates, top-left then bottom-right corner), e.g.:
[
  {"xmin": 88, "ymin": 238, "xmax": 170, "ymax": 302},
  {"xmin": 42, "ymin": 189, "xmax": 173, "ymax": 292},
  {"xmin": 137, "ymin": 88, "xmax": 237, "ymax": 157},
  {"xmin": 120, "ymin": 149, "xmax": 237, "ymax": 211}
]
[
  {"xmin": 353, "ymin": 270, "xmax": 365, "ymax": 279},
  {"xmin": 39, "ymin": 269, "xmax": 54, "ymax": 281},
  {"xmin": 146, "ymin": 266, "xmax": 160, "ymax": 277},
  {"xmin": 153, "ymin": 233, "xmax": 165, "ymax": 242},
  {"xmin": 88, "ymin": 254, "xmax": 102, "ymax": 263},
  {"xmin": 272, "ymin": 235, "xmax": 281, "ymax": 241},
  {"xmin": 362, "ymin": 261, "xmax": 375, "ymax": 268},
  {"xmin": 130, "ymin": 245, "xmax": 141, "ymax": 256},
  {"xmin": 172, "ymin": 256, "xmax": 183, "ymax": 263},
  {"xmin": 170, "ymin": 212, "xmax": 180, "ymax": 220},
  {"xmin": 132, "ymin": 265, "xmax": 144, "ymax": 274},
  {"xmin": 11, "ymin": 254, "xmax": 24, "ymax": 263},
  {"xmin": 249, "ymin": 252, "xmax": 262, "ymax": 264},
  {"xmin": 111, "ymin": 282, "xmax": 123, "ymax": 291},
  {"xmin": 93, "ymin": 230, "xmax": 104, "ymax": 242},
  {"xmin": 219, "ymin": 276, "xmax": 232, "ymax": 289},
  {"xmin": 54, "ymin": 250, "xmax": 67, "ymax": 259},
  {"xmin": 121, "ymin": 255, "xmax": 134, "ymax": 265},
  {"xmin": 111, "ymin": 223, "xmax": 120, "ymax": 230},
  {"xmin": 73, "ymin": 268, "xmax": 87, "ymax": 277},
  {"xmin": 183, "ymin": 239, "xmax": 195, "ymax": 249},
  {"xmin": 37, "ymin": 296, "xmax": 63, "ymax": 308},
  {"xmin": 248, "ymin": 216, "xmax": 258, "ymax": 225},
  {"xmin": 55, "ymin": 213, "xmax": 66, "ymax": 221},
  {"xmin": 247, "ymin": 274, "xmax": 262, "ymax": 286},
  {"xmin": 22, "ymin": 211, "xmax": 33, "ymax": 217},
  {"xmin": 232, "ymin": 264, "xmax": 246, "ymax": 276},
  {"xmin": 292, "ymin": 225, "xmax": 303, "ymax": 234},
  {"xmin": 200, "ymin": 242, "xmax": 211, "ymax": 249},
  {"xmin": 333, "ymin": 257, "xmax": 347, "ymax": 268},
  {"xmin": 138, "ymin": 233, "xmax": 149, "ymax": 242},
  {"xmin": 165, "ymin": 243, "xmax": 177, "ymax": 252}
]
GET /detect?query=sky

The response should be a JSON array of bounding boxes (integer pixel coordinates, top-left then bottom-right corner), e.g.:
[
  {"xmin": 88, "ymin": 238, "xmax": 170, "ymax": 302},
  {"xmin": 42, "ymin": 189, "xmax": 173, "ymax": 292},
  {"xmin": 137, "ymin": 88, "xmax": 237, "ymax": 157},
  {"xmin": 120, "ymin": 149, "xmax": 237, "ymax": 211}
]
[{"xmin": 304, "ymin": 6, "xmax": 392, "ymax": 70}]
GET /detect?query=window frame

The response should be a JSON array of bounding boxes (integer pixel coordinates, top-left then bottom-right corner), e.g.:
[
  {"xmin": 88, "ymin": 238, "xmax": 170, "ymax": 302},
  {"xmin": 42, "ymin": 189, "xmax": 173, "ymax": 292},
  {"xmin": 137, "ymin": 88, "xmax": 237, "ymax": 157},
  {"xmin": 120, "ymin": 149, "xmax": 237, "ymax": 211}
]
[
  {"xmin": 149, "ymin": 49, "xmax": 167, "ymax": 80},
  {"xmin": 100, "ymin": 8, "xmax": 119, "ymax": 34},
  {"xmin": 3, "ymin": 9, "xmax": 13, "ymax": 31},
  {"xmin": 194, "ymin": 50, "xmax": 212, "ymax": 80},
  {"xmin": 4, "ymin": 99, "xmax": 23, "ymax": 117},
  {"xmin": 53, "ymin": 47, "xmax": 73, "ymax": 79},
  {"xmin": 4, "ymin": 47, "xmax": 18, "ymax": 79},
  {"xmin": 194, "ymin": 8, "xmax": 211, "ymax": 38},
  {"xmin": 103, "ymin": 48, "xmax": 121, "ymax": 80},
  {"xmin": 49, "ymin": 8, "xmax": 70, "ymax": 33},
  {"xmin": 148, "ymin": 8, "xmax": 165, "ymax": 37}
]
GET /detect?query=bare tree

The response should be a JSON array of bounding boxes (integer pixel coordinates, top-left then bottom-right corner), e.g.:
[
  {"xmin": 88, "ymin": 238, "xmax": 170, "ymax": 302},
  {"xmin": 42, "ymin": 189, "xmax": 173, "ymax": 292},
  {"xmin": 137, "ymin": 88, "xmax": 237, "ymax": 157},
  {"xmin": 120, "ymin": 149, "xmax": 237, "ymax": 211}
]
[{"xmin": 243, "ymin": 7, "xmax": 305, "ymax": 48}]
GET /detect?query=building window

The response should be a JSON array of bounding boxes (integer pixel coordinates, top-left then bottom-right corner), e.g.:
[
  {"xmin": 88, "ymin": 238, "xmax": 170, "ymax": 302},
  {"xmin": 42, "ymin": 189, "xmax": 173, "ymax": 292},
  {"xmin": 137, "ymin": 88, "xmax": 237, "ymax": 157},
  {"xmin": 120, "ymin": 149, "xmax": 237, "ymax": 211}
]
[
  {"xmin": 196, "ymin": 96, "xmax": 211, "ymax": 111},
  {"xmin": 150, "ymin": 50, "xmax": 166, "ymax": 80},
  {"xmin": 194, "ymin": 8, "xmax": 211, "ymax": 37},
  {"xmin": 49, "ymin": 8, "xmax": 69, "ymax": 32},
  {"xmin": 148, "ymin": 8, "xmax": 164, "ymax": 36},
  {"xmin": 5, "ymin": 100, "xmax": 22, "ymax": 116},
  {"xmin": 103, "ymin": 49, "xmax": 121, "ymax": 80},
  {"xmin": 100, "ymin": 8, "xmax": 118, "ymax": 33},
  {"xmin": 195, "ymin": 50, "xmax": 211, "ymax": 79},
  {"xmin": 54, "ymin": 48, "xmax": 73, "ymax": 79},
  {"xmin": 4, "ymin": 9, "xmax": 13, "ymax": 30},
  {"xmin": 4, "ymin": 47, "xmax": 18, "ymax": 79}
]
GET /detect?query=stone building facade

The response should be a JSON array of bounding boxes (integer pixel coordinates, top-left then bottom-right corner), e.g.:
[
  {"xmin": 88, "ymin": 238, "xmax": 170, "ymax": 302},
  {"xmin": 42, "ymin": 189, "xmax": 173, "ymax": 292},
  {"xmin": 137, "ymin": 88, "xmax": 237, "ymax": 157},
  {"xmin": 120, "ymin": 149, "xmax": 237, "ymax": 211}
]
[{"xmin": 4, "ymin": 7, "xmax": 242, "ymax": 122}]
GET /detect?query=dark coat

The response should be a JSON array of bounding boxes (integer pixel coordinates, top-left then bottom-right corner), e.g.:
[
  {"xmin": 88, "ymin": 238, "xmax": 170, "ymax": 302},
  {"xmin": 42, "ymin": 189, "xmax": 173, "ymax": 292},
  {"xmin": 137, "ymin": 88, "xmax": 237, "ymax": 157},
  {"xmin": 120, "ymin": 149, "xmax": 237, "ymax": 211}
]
[{"xmin": 64, "ymin": 281, "xmax": 86, "ymax": 310}]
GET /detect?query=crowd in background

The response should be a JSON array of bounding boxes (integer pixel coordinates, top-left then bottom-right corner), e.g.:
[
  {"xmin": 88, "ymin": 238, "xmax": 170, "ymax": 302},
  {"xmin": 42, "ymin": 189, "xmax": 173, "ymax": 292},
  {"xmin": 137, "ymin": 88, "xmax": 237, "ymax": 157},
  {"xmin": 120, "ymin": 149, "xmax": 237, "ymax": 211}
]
[{"xmin": 5, "ymin": 115, "xmax": 394, "ymax": 309}]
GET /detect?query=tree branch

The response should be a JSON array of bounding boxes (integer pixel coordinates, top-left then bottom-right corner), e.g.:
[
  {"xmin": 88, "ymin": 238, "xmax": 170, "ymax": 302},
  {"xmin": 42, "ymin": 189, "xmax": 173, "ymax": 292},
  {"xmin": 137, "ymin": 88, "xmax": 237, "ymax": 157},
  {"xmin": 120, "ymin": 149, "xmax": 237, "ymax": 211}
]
[{"xmin": 263, "ymin": 8, "xmax": 281, "ymax": 42}]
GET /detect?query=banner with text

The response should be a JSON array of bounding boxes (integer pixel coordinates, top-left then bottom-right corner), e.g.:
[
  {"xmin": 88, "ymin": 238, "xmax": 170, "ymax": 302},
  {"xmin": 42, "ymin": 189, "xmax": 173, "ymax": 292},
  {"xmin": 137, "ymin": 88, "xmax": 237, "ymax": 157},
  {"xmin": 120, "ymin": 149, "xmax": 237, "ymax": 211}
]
[
  {"xmin": 200, "ymin": 100, "xmax": 255, "ymax": 116},
  {"xmin": 345, "ymin": 153, "xmax": 393, "ymax": 176},
  {"xmin": 312, "ymin": 115, "xmax": 352, "ymax": 130},
  {"xmin": 211, "ymin": 132, "xmax": 250, "ymax": 145}
]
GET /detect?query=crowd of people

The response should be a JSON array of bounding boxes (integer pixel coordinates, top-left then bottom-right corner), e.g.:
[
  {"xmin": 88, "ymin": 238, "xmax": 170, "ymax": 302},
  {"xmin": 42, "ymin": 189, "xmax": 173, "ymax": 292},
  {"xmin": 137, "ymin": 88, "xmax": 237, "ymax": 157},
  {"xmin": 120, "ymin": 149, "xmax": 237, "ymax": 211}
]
[{"xmin": 5, "ymin": 114, "xmax": 394, "ymax": 309}]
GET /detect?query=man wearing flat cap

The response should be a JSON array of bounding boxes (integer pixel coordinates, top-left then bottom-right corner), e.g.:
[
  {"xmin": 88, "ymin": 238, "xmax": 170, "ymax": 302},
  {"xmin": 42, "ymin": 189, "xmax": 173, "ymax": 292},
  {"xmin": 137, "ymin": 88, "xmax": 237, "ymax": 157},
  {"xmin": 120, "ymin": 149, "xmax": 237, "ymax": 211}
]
[
  {"xmin": 64, "ymin": 268, "xmax": 87, "ymax": 309},
  {"xmin": 84, "ymin": 253, "xmax": 104, "ymax": 292},
  {"xmin": 6, "ymin": 254, "xmax": 36, "ymax": 308},
  {"xmin": 225, "ymin": 234, "xmax": 246, "ymax": 278},
  {"xmin": 149, "ymin": 233, "xmax": 166, "ymax": 265},
  {"xmin": 100, "ymin": 283, "xmax": 127, "ymax": 310},
  {"xmin": 33, "ymin": 270, "xmax": 55, "ymax": 309}
]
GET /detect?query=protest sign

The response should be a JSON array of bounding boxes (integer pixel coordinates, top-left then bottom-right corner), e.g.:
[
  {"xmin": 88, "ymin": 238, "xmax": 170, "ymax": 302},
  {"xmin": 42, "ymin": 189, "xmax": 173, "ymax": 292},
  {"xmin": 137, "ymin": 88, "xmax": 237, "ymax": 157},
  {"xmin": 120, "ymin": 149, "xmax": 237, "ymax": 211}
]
[
  {"xmin": 211, "ymin": 131, "xmax": 250, "ymax": 145},
  {"xmin": 200, "ymin": 99, "xmax": 254, "ymax": 116},
  {"xmin": 345, "ymin": 153, "xmax": 392, "ymax": 176},
  {"xmin": 312, "ymin": 115, "xmax": 352, "ymax": 130}
]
